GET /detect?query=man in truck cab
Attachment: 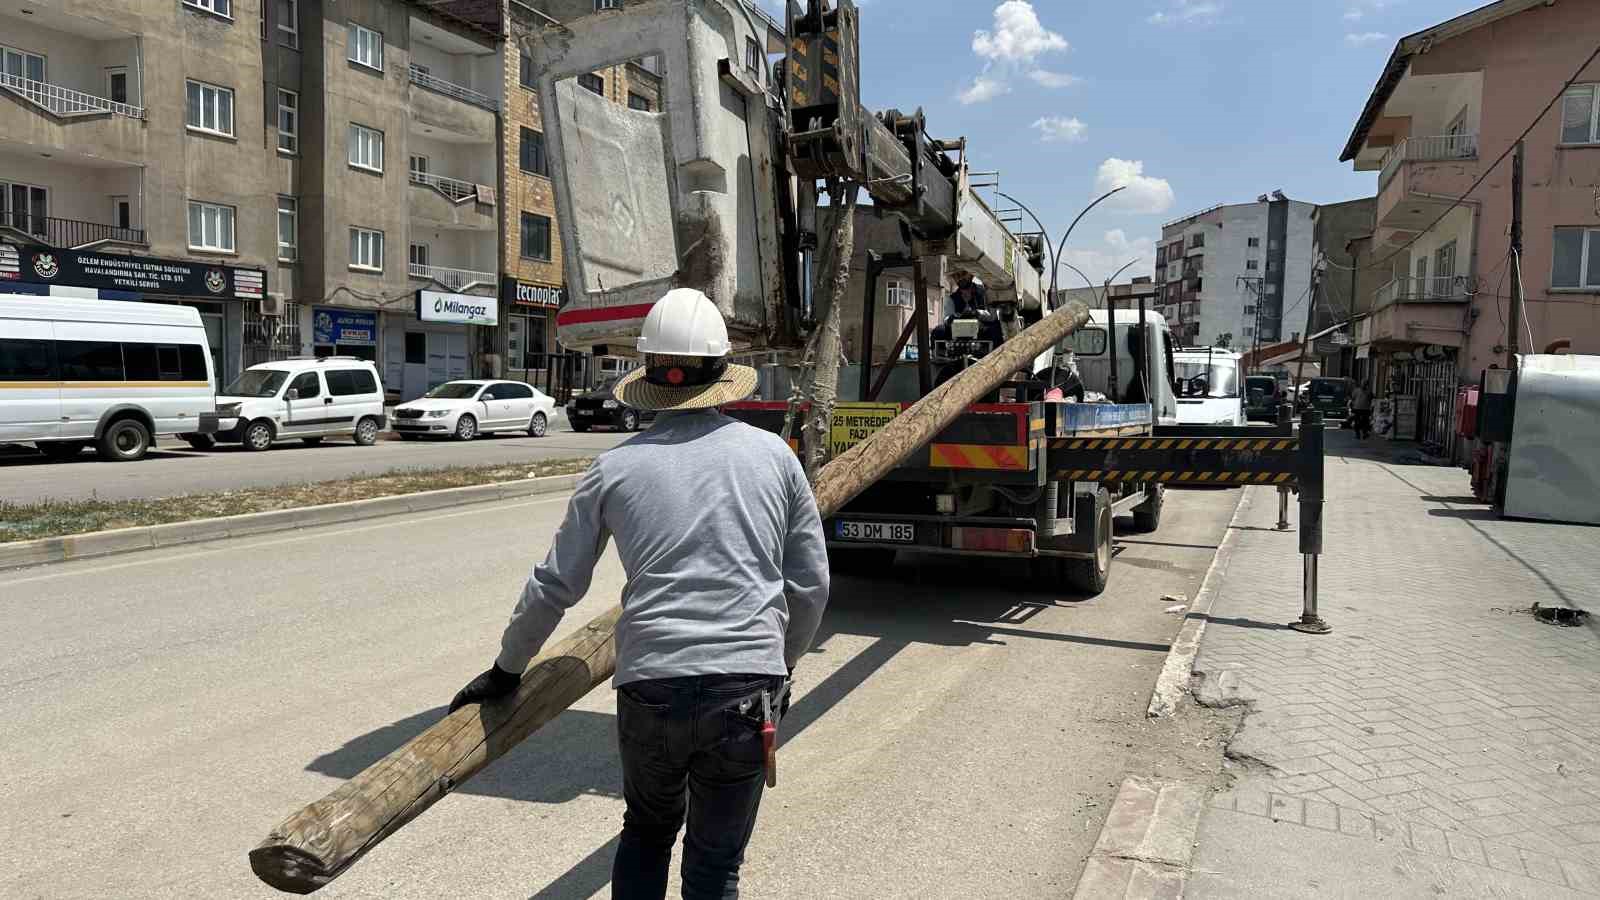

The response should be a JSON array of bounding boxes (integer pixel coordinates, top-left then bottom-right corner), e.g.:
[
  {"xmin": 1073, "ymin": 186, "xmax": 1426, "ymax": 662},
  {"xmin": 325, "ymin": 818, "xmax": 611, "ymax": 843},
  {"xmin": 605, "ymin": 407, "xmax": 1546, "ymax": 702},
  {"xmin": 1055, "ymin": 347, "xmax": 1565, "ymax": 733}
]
[
  {"xmin": 448, "ymin": 288, "xmax": 831, "ymax": 900},
  {"xmin": 934, "ymin": 273, "xmax": 1004, "ymax": 355}
]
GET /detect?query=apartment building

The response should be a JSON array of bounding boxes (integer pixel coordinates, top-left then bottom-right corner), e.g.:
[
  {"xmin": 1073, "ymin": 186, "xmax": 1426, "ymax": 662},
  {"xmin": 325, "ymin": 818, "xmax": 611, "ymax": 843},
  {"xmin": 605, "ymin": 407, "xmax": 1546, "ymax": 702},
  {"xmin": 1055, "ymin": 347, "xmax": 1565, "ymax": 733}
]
[
  {"xmin": 1154, "ymin": 195, "xmax": 1315, "ymax": 352},
  {"xmin": 498, "ymin": 0, "xmax": 663, "ymax": 398},
  {"xmin": 0, "ymin": 0, "xmax": 501, "ymax": 400},
  {"xmin": 1339, "ymin": 0, "xmax": 1600, "ymax": 419}
]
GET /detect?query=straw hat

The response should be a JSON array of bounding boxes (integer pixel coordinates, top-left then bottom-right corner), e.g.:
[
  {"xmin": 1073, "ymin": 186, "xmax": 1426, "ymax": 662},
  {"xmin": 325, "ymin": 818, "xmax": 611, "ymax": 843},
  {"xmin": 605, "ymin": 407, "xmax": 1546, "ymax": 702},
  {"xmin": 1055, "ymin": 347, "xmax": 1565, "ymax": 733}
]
[{"xmin": 613, "ymin": 289, "xmax": 758, "ymax": 411}]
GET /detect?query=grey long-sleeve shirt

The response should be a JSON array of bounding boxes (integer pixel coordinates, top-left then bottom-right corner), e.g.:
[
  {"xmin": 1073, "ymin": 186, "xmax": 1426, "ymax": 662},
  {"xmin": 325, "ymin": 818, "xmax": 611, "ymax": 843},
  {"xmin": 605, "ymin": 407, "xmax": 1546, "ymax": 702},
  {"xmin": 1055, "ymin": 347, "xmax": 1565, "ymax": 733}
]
[{"xmin": 496, "ymin": 409, "xmax": 831, "ymax": 686}]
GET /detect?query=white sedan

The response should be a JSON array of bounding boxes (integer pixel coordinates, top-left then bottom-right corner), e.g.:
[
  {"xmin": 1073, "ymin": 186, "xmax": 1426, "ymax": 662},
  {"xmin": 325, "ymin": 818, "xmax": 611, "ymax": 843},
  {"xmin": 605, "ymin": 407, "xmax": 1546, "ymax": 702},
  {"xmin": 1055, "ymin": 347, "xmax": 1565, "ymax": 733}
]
[{"xmin": 391, "ymin": 380, "xmax": 556, "ymax": 441}]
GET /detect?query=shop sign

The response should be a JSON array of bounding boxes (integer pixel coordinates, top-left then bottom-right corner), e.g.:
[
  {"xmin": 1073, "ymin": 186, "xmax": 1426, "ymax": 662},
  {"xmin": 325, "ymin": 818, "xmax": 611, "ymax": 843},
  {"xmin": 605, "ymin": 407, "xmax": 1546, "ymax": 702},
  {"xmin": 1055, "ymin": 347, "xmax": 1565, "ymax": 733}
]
[
  {"xmin": 0, "ymin": 241, "xmax": 265, "ymax": 300},
  {"xmin": 502, "ymin": 276, "xmax": 565, "ymax": 308},
  {"xmin": 313, "ymin": 308, "xmax": 377, "ymax": 345},
  {"xmin": 418, "ymin": 289, "xmax": 497, "ymax": 326}
]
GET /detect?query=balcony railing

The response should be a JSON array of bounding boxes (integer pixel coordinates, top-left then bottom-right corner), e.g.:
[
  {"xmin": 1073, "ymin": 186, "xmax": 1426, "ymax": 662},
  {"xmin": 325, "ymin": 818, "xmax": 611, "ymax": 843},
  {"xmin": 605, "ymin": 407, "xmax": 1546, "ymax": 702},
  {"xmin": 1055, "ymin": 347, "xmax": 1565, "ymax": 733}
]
[
  {"xmin": 0, "ymin": 213, "xmax": 146, "ymax": 248},
  {"xmin": 408, "ymin": 65, "xmax": 497, "ymax": 112},
  {"xmin": 1378, "ymin": 134, "xmax": 1478, "ymax": 189},
  {"xmin": 0, "ymin": 71, "xmax": 145, "ymax": 120},
  {"xmin": 408, "ymin": 263, "xmax": 496, "ymax": 291},
  {"xmin": 408, "ymin": 169, "xmax": 485, "ymax": 204},
  {"xmin": 1375, "ymin": 274, "xmax": 1472, "ymax": 307}
]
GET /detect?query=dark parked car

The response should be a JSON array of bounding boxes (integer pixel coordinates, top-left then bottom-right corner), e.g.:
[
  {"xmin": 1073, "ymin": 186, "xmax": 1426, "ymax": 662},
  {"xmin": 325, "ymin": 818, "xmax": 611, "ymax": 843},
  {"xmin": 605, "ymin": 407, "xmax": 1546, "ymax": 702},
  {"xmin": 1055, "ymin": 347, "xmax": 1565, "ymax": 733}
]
[
  {"xmin": 1301, "ymin": 377, "xmax": 1351, "ymax": 420},
  {"xmin": 566, "ymin": 375, "xmax": 656, "ymax": 432},
  {"xmin": 1245, "ymin": 375, "xmax": 1282, "ymax": 422}
]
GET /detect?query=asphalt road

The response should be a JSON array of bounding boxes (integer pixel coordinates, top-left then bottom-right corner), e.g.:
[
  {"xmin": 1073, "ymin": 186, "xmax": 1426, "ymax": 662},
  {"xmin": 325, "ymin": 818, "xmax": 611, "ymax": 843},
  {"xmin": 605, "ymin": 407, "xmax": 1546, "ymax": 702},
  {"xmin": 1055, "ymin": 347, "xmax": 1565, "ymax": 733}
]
[
  {"xmin": 0, "ymin": 486, "xmax": 1240, "ymax": 899},
  {"xmin": 0, "ymin": 420, "xmax": 629, "ymax": 503}
]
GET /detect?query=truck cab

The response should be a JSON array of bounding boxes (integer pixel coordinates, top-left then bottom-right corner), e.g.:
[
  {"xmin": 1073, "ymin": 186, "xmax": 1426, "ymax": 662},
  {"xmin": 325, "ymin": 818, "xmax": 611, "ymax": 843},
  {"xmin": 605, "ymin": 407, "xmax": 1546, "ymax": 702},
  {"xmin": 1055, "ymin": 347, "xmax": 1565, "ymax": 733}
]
[{"xmin": 1172, "ymin": 348, "xmax": 1245, "ymax": 427}]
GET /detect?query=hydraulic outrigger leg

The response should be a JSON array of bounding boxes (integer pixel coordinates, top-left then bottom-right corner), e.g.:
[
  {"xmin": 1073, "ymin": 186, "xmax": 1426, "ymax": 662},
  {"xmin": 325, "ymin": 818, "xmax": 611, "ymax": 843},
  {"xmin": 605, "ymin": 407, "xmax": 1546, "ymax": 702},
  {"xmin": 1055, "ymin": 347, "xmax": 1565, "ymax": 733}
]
[{"xmin": 1291, "ymin": 411, "xmax": 1331, "ymax": 634}]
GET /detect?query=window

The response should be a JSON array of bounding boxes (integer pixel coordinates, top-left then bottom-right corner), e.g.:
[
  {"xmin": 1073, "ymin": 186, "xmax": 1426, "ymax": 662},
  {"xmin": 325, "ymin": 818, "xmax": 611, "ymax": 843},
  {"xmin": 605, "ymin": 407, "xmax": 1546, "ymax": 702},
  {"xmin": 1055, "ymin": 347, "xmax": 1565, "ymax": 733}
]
[
  {"xmin": 1551, "ymin": 226, "xmax": 1600, "ymax": 289},
  {"xmin": 503, "ymin": 383, "xmax": 534, "ymax": 399},
  {"xmin": 1264, "ymin": 283, "xmax": 1278, "ymax": 296},
  {"xmin": 112, "ymin": 197, "xmax": 131, "ymax": 229},
  {"xmin": 347, "ymin": 22, "xmax": 383, "ymax": 71},
  {"xmin": 1, "ymin": 46, "xmax": 46, "ymax": 85},
  {"xmin": 885, "ymin": 277, "xmax": 914, "ymax": 309},
  {"xmin": 1265, "ymin": 259, "xmax": 1277, "ymax": 273},
  {"xmin": 627, "ymin": 92, "xmax": 652, "ymax": 112},
  {"xmin": 1244, "ymin": 305, "xmax": 1257, "ymax": 315},
  {"xmin": 348, "ymin": 123, "xmax": 384, "ymax": 172},
  {"xmin": 1413, "ymin": 255, "xmax": 1427, "ymax": 285},
  {"xmin": 277, "ymin": 0, "xmax": 298, "ymax": 46},
  {"xmin": 1245, "ymin": 259, "xmax": 1259, "ymax": 271},
  {"xmin": 520, "ymin": 51, "xmax": 535, "ymax": 88},
  {"xmin": 521, "ymin": 211, "xmax": 552, "ymax": 260},
  {"xmin": 1561, "ymin": 85, "xmax": 1600, "ymax": 144},
  {"xmin": 1434, "ymin": 240, "xmax": 1457, "ymax": 282},
  {"xmin": 0, "ymin": 338, "xmax": 54, "ymax": 381},
  {"xmin": 745, "ymin": 36, "xmax": 761, "ymax": 75},
  {"xmin": 277, "ymin": 89, "xmax": 298, "ymax": 154},
  {"xmin": 1243, "ymin": 326, "xmax": 1255, "ymax": 337},
  {"xmin": 287, "ymin": 371, "xmax": 320, "ymax": 398},
  {"xmin": 276, "ymin": 196, "xmax": 297, "ymax": 261},
  {"xmin": 349, "ymin": 227, "xmax": 384, "ymax": 271},
  {"xmin": 404, "ymin": 332, "xmax": 426, "ymax": 364},
  {"xmin": 596, "ymin": 0, "xmax": 623, "ymax": 9},
  {"xmin": 183, "ymin": 0, "xmax": 231, "ymax": 18},
  {"xmin": 107, "ymin": 68, "xmax": 128, "ymax": 104},
  {"xmin": 56, "ymin": 341, "xmax": 124, "ymax": 381},
  {"xmin": 122, "ymin": 343, "xmax": 206, "ymax": 381},
  {"xmin": 326, "ymin": 369, "xmax": 377, "ymax": 396},
  {"xmin": 187, "ymin": 200, "xmax": 236, "ymax": 252},
  {"xmin": 1247, "ymin": 237, "xmax": 1260, "ymax": 248},
  {"xmin": 409, "ymin": 155, "xmax": 429, "ymax": 177},
  {"xmin": 1189, "ymin": 233, "xmax": 1204, "ymax": 249},
  {"xmin": 408, "ymin": 242, "xmax": 429, "ymax": 268},
  {"xmin": 2, "ymin": 182, "xmax": 48, "ymax": 236},
  {"xmin": 519, "ymin": 128, "xmax": 547, "ymax": 175},
  {"xmin": 1269, "ymin": 239, "xmax": 1280, "ymax": 250},
  {"xmin": 579, "ymin": 72, "xmax": 604, "ymax": 95},
  {"xmin": 185, "ymin": 80, "xmax": 235, "ymax": 137}
]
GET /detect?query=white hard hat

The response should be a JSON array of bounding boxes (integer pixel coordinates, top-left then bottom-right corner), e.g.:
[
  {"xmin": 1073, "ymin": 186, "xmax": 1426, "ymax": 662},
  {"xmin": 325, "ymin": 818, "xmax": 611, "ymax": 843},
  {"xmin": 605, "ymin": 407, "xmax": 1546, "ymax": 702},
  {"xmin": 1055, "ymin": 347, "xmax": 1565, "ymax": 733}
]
[{"xmin": 634, "ymin": 288, "xmax": 730, "ymax": 357}]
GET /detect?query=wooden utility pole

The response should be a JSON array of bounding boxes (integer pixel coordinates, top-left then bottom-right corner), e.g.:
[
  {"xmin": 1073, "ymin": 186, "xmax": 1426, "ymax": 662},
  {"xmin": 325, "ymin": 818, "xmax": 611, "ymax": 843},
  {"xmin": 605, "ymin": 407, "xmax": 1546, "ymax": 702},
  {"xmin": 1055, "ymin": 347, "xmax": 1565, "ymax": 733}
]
[
  {"xmin": 1295, "ymin": 262, "xmax": 1323, "ymax": 397},
  {"xmin": 1506, "ymin": 140, "xmax": 1524, "ymax": 372},
  {"xmin": 801, "ymin": 183, "xmax": 859, "ymax": 481},
  {"xmin": 249, "ymin": 301, "xmax": 1096, "ymax": 895}
]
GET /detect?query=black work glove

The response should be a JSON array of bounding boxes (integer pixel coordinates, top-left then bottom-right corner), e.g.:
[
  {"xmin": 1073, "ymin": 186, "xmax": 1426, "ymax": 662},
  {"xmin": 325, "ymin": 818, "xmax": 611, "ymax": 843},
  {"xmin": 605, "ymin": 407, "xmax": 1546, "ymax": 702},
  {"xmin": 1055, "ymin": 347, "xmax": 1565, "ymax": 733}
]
[{"xmin": 448, "ymin": 664, "xmax": 521, "ymax": 713}]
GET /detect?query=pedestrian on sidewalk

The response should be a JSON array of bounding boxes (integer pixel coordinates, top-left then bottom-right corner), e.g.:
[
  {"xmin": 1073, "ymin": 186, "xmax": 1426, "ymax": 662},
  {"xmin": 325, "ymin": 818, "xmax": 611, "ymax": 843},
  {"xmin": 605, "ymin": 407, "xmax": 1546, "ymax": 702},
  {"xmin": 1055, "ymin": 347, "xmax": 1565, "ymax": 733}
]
[
  {"xmin": 449, "ymin": 288, "xmax": 831, "ymax": 900},
  {"xmin": 1351, "ymin": 380, "xmax": 1373, "ymax": 439}
]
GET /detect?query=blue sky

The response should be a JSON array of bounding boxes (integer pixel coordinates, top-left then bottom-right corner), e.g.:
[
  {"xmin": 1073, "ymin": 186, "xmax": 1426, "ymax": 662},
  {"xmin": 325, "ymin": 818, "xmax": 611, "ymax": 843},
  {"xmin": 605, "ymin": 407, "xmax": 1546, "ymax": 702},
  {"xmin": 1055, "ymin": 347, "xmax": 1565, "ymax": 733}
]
[{"xmin": 760, "ymin": 0, "xmax": 1480, "ymax": 283}]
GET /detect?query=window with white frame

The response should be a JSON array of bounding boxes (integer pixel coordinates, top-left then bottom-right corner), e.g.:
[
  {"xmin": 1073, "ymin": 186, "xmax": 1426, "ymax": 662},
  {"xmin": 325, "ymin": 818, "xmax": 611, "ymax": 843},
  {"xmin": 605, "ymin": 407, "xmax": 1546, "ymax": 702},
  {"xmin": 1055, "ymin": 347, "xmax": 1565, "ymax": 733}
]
[
  {"xmin": 185, "ymin": 80, "xmax": 235, "ymax": 137},
  {"xmin": 408, "ymin": 241, "xmax": 429, "ymax": 268},
  {"xmin": 596, "ymin": 0, "xmax": 623, "ymax": 9},
  {"xmin": 347, "ymin": 23, "xmax": 383, "ymax": 71},
  {"xmin": 348, "ymin": 123, "xmax": 384, "ymax": 172},
  {"xmin": 187, "ymin": 201, "xmax": 236, "ymax": 252},
  {"xmin": 1245, "ymin": 259, "xmax": 1259, "ymax": 270},
  {"xmin": 276, "ymin": 196, "xmax": 297, "ymax": 261},
  {"xmin": 277, "ymin": 0, "xmax": 298, "ymax": 45},
  {"xmin": 1, "ymin": 46, "xmax": 46, "ymax": 85},
  {"xmin": 349, "ymin": 227, "xmax": 384, "ymax": 271},
  {"xmin": 1552, "ymin": 226, "xmax": 1600, "ymax": 289},
  {"xmin": 885, "ymin": 277, "xmax": 914, "ymax": 309},
  {"xmin": 183, "ymin": 0, "xmax": 231, "ymax": 18},
  {"xmin": 277, "ymin": 89, "xmax": 298, "ymax": 154},
  {"xmin": 1561, "ymin": 84, "xmax": 1600, "ymax": 145}
]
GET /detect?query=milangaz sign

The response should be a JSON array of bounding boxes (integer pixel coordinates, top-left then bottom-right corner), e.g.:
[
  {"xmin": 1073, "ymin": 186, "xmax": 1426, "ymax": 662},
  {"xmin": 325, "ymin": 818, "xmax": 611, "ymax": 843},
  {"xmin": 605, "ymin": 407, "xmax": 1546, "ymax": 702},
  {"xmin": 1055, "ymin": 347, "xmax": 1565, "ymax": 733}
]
[{"xmin": 417, "ymin": 289, "xmax": 498, "ymax": 326}]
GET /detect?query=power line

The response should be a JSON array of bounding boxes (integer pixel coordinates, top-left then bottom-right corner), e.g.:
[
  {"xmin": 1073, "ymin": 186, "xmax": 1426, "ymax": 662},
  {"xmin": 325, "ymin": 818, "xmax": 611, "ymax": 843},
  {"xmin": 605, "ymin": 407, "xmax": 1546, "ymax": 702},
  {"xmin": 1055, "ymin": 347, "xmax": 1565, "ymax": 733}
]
[{"xmin": 1327, "ymin": 40, "xmax": 1600, "ymax": 274}]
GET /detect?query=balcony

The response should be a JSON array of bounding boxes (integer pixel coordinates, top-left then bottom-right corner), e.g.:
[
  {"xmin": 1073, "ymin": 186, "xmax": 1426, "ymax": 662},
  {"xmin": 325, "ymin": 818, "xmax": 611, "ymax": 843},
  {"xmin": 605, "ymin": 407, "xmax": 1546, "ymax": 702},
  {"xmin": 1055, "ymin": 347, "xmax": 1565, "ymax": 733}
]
[
  {"xmin": 409, "ymin": 170, "xmax": 481, "ymax": 202},
  {"xmin": 1, "ymin": 71, "xmax": 145, "ymax": 120},
  {"xmin": 1374, "ymin": 275, "xmax": 1472, "ymax": 308},
  {"xmin": 408, "ymin": 171, "xmax": 496, "ymax": 231},
  {"xmin": 408, "ymin": 263, "xmax": 496, "ymax": 292},
  {"xmin": 1, "ymin": 213, "xmax": 145, "ymax": 249},
  {"xmin": 1375, "ymin": 134, "xmax": 1480, "ymax": 236},
  {"xmin": 1378, "ymin": 134, "xmax": 1477, "ymax": 190},
  {"xmin": 409, "ymin": 65, "xmax": 497, "ymax": 112}
]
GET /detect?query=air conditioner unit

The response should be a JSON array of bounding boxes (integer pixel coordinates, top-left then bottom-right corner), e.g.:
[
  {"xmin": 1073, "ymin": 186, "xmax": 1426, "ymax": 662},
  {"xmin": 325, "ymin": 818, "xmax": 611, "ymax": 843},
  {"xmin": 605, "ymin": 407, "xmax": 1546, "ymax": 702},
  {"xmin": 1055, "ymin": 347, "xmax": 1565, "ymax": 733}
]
[{"xmin": 260, "ymin": 295, "xmax": 287, "ymax": 317}]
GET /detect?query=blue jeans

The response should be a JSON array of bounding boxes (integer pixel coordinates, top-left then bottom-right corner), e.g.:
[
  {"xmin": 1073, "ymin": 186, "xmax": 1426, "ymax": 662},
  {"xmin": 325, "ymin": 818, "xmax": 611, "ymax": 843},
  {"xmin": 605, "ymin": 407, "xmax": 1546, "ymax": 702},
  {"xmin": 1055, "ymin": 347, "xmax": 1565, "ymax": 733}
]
[{"xmin": 612, "ymin": 674, "xmax": 784, "ymax": 900}]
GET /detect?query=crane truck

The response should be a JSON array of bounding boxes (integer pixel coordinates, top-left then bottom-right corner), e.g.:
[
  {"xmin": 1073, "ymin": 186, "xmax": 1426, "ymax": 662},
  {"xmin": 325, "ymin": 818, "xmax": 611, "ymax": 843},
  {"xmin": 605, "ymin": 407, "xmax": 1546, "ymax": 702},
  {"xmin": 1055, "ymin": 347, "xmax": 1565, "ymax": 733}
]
[{"xmin": 524, "ymin": 0, "xmax": 1317, "ymax": 594}]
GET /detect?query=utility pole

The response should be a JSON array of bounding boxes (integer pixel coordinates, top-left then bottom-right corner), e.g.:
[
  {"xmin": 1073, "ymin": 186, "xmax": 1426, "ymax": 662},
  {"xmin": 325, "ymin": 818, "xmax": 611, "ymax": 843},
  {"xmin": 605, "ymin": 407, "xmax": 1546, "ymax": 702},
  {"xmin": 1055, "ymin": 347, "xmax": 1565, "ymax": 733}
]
[
  {"xmin": 1506, "ymin": 140, "xmax": 1524, "ymax": 372},
  {"xmin": 1295, "ymin": 260, "xmax": 1323, "ymax": 399}
]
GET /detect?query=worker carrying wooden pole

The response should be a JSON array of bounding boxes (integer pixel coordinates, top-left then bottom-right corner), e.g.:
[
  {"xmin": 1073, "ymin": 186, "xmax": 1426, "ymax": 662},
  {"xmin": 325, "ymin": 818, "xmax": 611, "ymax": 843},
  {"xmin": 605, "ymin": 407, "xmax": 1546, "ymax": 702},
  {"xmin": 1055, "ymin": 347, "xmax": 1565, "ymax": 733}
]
[{"xmin": 249, "ymin": 297, "xmax": 1095, "ymax": 895}]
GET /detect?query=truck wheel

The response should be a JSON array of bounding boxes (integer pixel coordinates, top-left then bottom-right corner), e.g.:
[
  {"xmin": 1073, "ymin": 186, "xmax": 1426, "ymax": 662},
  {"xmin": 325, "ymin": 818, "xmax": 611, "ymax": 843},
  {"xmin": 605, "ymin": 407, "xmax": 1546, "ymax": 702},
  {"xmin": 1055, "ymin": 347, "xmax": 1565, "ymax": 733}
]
[
  {"xmin": 829, "ymin": 547, "xmax": 895, "ymax": 576},
  {"xmin": 1066, "ymin": 488, "xmax": 1112, "ymax": 595},
  {"xmin": 96, "ymin": 418, "xmax": 152, "ymax": 462},
  {"xmin": 244, "ymin": 420, "xmax": 276, "ymax": 452},
  {"xmin": 1131, "ymin": 483, "xmax": 1164, "ymax": 533}
]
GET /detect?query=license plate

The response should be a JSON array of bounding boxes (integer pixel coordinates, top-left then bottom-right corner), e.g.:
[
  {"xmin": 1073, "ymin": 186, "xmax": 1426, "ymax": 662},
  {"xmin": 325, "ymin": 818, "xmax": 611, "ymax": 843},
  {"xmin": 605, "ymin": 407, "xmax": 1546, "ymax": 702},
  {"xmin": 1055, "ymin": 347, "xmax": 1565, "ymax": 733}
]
[{"xmin": 835, "ymin": 520, "xmax": 915, "ymax": 543}]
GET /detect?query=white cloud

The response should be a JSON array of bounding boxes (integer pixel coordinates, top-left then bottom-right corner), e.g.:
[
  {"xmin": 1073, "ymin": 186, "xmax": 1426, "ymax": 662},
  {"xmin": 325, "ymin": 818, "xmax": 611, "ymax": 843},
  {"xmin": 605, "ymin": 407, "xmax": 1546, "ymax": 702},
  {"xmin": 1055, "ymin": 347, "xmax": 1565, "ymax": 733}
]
[
  {"xmin": 1029, "ymin": 69, "xmax": 1082, "ymax": 89},
  {"xmin": 1343, "ymin": 9, "xmax": 1363, "ymax": 21},
  {"xmin": 1032, "ymin": 115, "xmax": 1088, "ymax": 143},
  {"xmin": 958, "ymin": 75, "xmax": 1011, "ymax": 105},
  {"xmin": 973, "ymin": 1, "xmax": 1068, "ymax": 63},
  {"xmin": 1345, "ymin": 31, "xmax": 1388, "ymax": 45},
  {"xmin": 1147, "ymin": 1, "xmax": 1222, "ymax": 26},
  {"xmin": 1094, "ymin": 158, "xmax": 1176, "ymax": 214},
  {"xmin": 1060, "ymin": 229, "xmax": 1157, "ymax": 284}
]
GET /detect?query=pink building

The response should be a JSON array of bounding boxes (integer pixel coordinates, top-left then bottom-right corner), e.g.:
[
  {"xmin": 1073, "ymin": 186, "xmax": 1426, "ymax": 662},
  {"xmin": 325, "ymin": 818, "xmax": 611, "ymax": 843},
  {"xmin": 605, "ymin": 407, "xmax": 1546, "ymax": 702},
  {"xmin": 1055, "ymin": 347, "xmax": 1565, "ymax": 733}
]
[{"xmin": 1340, "ymin": 0, "xmax": 1600, "ymax": 443}]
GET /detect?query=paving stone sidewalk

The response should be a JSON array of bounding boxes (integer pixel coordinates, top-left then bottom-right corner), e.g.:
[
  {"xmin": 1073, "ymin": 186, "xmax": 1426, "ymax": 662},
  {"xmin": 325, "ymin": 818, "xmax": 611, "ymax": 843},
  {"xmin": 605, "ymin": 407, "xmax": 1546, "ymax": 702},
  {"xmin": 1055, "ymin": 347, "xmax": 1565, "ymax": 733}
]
[{"xmin": 1186, "ymin": 430, "xmax": 1600, "ymax": 897}]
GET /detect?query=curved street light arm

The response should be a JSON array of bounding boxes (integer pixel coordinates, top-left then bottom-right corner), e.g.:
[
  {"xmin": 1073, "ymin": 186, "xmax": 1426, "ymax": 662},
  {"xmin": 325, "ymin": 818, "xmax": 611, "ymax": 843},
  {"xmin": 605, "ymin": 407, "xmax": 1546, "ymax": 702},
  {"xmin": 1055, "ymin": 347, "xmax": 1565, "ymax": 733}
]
[{"xmin": 1051, "ymin": 186, "xmax": 1126, "ymax": 305}]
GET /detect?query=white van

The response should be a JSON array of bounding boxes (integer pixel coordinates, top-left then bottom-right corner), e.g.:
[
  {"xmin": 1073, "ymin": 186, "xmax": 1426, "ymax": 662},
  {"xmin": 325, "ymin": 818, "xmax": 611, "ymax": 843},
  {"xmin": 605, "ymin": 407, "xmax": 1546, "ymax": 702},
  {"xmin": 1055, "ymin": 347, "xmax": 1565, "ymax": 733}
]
[
  {"xmin": 207, "ymin": 357, "xmax": 386, "ymax": 451},
  {"xmin": 1172, "ymin": 347, "xmax": 1246, "ymax": 426},
  {"xmin": 0, "ymin": 294, "xmax": 219, "ymax": 461}
]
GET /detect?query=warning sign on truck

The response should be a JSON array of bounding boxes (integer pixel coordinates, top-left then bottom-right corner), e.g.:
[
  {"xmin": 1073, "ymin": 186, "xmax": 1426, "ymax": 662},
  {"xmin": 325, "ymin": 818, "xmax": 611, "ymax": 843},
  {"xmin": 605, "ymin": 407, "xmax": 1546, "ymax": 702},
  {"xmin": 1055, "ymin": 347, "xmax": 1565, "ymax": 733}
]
[{"xmin": 829, "ymin": 403, "xmax": 900, "ymax": 456}]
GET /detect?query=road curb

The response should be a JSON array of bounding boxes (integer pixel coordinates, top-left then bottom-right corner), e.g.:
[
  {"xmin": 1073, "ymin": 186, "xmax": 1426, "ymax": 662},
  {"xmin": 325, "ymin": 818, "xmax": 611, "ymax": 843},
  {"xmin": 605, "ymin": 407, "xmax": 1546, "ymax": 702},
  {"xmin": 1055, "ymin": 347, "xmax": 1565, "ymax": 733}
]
[
  {"xmin": 1071, "ymin": 777, "xmax": 1209, "ymax": 899},
  {"xmin": 0, "ymin": 473, "xmax": 581, "ymax": 570},
  {"xmin": 1145, "ymin": 486, "xmax": 1253, "ymax": 719}
]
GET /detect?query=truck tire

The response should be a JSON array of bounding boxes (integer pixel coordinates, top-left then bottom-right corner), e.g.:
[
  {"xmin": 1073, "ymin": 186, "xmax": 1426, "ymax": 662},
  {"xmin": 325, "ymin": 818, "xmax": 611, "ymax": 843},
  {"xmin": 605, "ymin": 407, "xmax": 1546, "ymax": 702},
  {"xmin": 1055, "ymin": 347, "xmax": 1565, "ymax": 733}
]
[
  {"xmin": 1066, "ymin": 487, "xmax": 1112, "ymax": 595},
  {"xmin": 1131, "ymin": 483, "xmax": 1164, "ymax": 533},
  {"xmin": 96, "ymin": 418, "xmax": 152, "ymax": 462}
]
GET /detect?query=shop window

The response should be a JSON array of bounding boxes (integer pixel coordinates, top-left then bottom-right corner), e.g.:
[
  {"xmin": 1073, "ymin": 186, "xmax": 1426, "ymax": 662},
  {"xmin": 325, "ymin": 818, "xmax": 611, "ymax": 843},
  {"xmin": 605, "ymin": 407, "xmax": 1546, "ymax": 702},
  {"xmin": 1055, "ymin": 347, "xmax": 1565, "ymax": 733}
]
[{"xmin": 404, "ymin": 332, "xmax": 426, "ymax": 365}]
